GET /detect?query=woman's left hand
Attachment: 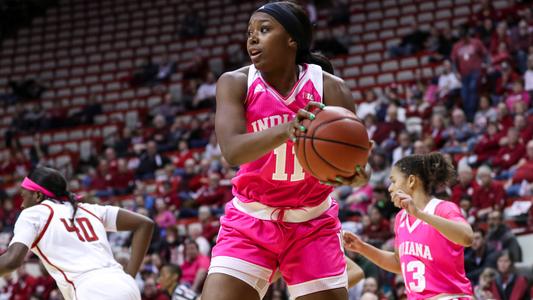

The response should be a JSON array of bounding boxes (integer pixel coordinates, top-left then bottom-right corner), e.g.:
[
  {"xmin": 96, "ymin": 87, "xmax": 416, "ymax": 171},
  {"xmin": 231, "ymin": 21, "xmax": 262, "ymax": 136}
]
[
  {"xmin": 320, "ymin": 163, "xmax": 372, "ymax": 188},
  {"xmin": 392, "ymin": 190, "xmax": 420, "ymax": 217}
]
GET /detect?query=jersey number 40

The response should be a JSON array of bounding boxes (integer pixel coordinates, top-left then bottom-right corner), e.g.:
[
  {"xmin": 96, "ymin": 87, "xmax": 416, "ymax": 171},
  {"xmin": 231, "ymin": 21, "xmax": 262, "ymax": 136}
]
[{"xmin": 60, "ymin": 217, "xmax": 99, "ymax": 242}]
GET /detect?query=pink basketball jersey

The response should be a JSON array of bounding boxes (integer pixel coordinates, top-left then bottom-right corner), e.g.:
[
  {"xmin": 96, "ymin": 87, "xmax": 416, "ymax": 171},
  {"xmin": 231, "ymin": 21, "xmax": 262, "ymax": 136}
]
[
  {"xmin": 231, "ymin": 64, "xmax": 333, "ymax": 208},
  {"xmin": 394, "ymin": 199, "xmax": 473, "ymax": 299}
]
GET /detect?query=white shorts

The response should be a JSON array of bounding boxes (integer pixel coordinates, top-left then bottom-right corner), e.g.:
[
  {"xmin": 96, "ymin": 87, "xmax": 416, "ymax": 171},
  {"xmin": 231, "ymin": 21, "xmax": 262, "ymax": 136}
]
[{"xmin": 73, "ymin": 269, "xmax": 141, "ymax": 300}]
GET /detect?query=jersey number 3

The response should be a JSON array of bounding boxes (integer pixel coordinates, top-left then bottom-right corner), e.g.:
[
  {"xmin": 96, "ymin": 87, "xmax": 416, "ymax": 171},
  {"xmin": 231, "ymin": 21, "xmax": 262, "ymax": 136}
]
[
  {"xmin": 402, "ymin": 260, "xmax": 426, "ymax": 293},
  {"xmin": 60, "ymin": 217, "xmax": 99, "ymax": 242},
  {"xmin": 272, "ymin": 143, "xmax": 305, "ymax": 181}
]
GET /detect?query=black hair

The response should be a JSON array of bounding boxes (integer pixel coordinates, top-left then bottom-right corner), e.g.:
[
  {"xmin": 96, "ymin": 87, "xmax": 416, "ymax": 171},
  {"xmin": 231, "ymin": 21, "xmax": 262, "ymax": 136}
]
[
  {"xmin": 394, "ymin": 152, "xmax": 456, "ymax": 194},
  {"xmin": 163, "ymin": 263, "xmax": 183, "ymax": 280},
  {"xmin": 268, "ymin": 1, "xmax": 334, "ymax": 74},
  {"xmin": 28, "ymin": 167, "xmax": 78, "ymax": 221}
]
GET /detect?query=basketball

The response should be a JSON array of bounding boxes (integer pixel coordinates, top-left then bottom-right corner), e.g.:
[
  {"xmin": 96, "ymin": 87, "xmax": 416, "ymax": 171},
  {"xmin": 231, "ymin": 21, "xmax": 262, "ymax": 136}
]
[{"xmin": 295, "ymin": 106, "xmax": 371, "ymax": 182}]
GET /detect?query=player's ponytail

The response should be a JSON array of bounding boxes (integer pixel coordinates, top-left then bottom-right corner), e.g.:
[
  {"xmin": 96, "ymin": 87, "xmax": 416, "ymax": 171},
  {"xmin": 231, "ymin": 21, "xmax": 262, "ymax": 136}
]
[
  {"xmin": 256, "ymin": 1, "xmax": 334, "ymax": 74},
  {"xmin": 26, "ymin": 167, "xmax": 79, "ymax": 220},
  {"xmin": 395, "ymin": 152, "xmax": 456, "ymax": 194}
]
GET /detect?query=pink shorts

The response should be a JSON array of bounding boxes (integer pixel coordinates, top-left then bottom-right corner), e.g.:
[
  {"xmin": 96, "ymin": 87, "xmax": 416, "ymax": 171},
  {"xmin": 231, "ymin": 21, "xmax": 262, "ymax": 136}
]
[{"xmin": 209, "ymin": 198, "xmax": 347, "ymax": 299}]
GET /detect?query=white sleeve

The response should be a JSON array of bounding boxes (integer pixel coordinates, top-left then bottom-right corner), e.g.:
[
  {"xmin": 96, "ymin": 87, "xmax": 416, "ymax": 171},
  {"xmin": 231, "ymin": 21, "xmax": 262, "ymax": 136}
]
[
  {"xmin": 82, "ymin": 204, "xmax": 120, "ymax": 232},
  {"xmin": 9, "ymin": 205, "xmax": 50, "ymax": 248}
]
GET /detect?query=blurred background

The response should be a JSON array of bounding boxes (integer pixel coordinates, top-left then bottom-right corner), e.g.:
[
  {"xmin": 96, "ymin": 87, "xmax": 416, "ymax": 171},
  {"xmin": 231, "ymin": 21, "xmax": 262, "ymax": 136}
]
[{"xmin": 0, "ymin": 0, "xmax": 532, "ymax": 299}]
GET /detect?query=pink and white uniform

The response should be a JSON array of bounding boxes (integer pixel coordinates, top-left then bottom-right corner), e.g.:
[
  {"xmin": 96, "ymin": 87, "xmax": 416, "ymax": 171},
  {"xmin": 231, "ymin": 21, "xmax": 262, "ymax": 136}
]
[
  {"xmin": 209, "ymin": 64, "xmax": 346, "ymax": 299},
  {"xmin": 394, "ymin": 198, "xmax": 473, "ymax": 300}
]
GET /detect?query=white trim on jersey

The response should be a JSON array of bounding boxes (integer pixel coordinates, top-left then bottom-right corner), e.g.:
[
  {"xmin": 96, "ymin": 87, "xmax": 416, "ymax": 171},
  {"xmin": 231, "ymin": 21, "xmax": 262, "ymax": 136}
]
[
  {"xmin": 247, "ymin": 63, "xmax": 324, "ymax": 106},
  {"xmin": 403, "ymin": 198, "xmax": 442, "ymax": 233}
]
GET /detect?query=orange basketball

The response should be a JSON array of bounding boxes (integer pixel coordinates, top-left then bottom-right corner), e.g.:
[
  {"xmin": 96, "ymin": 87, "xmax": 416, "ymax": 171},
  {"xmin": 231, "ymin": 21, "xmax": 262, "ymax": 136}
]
[{"xmin": 295, "ymin": 106, "xmax": 371, "ymax": 182}]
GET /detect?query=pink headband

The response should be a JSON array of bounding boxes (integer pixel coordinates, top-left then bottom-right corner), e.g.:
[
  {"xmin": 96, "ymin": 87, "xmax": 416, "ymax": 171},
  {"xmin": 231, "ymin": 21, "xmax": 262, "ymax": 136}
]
[{"xmin": 21, "ymin": 177, "xmax": 56, "ymax": 197}]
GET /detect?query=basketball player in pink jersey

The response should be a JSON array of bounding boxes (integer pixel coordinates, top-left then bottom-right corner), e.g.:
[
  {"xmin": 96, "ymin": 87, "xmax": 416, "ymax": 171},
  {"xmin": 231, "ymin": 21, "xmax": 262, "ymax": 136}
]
[
  {"xmin": 0, "ymin": 167, "xmax": 154, "ymax": 300},
  {"xmin": 344, "ymin": 153, "xmax": 474, "ymax": 300},
  {"xmin": 201, "ymin": 2, "xmax": 370, "ymax": 300}
]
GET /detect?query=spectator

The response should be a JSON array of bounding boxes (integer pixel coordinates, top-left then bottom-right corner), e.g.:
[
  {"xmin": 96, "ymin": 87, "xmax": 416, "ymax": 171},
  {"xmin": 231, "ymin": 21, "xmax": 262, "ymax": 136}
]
[
  {"xmin": 474, "ymin": 95, "xmax": 497, "ymax": 130},
  {"xmin": 437, "ymin": 60, "xmax": 462, "ymax": 106},
  {"xmin": 477, "ymin": 18, "xmax": 495, "ymax": 48},
  {"xmin": 525, "ymin": 55, "xmax": 533, "ymax": 94},
  {"xmin": 492, "ymin": 127, "xmax": 526, "ymax": 171},
  {"xmin": 136, "ymin": 141, "xmax": 171, "ymax": 180},
  {"xmin": 155, "ymin": 55, "xmax": 177, "ymax": 83},
  {"xmin": 450, "ymin": 164, "xmax": 478, "ymax": 205},
  {"xmin": 130, "ymin": 57, "xmax": 159, "ymax": 87},
  {"xmin": 508, "ymin": 140, "xmax": 533, "ymax": 196},
  {"xmin": 510, "ymin": 20, "xmax": 532, "ymax": 73},
  {"xmin": 142, "ymin": 276, "xmax": 169, "ymax": 300},
  {"xmin": 472, "ymin": 165, "xmax": 505, "ymax": 218},
  {"xmin": 474, "ymin": 268, "xmax": 497, "ymax": 300},
  {"xmin": 389, "ymin": 23, "xmax": 429, "ymax": 57},
  {"xmin": 187, "ymin": 223, "xmax": 210, "ymax": 256},
  {"xmin": 158, "ymin": 264, "xmax": 198, "ymax": 300},
  {"xmin": 372, "ymin": 104, "xmax": 405, "ymax": 146},
  {"xmin": 490, "ymin": 250, "xmax": 529, "ymax": 300},
  {"xmin": 505, "ymin": 81, "xmax": 530, "ymax": 113},
  {"xmin": 180, "ymin": 240, "xmax": 209, "ymax": 293},
  {"xmin": 392, "ymin": 131, "xmax": 412, "ymax": 165},
  {"xmin": 173, "ymin": 140, "xmax": 196, "ymax": 169},
  {"xmin": 361, "ymin": 277, "xmax": 387, "ymax": 300},
  {"xmin": 451, "ymin": 27, "xmax": 488, "ymax": 122},
  {"xmin": 110, "ymin": 158, "xmax": 135, "ymax": 195},
  {"xmin": 491, "ymin": 61, "xmax": 520, "ymax": 97},
  {"xmin": 192, "ymin": 72, "xmax": 216, "ymax": 109},
  {"xmin": 472, "ymin": 121, "xmax": 505, "ymax": 166},
  {"xmin": 192, "ymin": 172, "xmax": 229, "ymax": 207},
  {"xmin": 490, "ymin": 22, "xmax": 512, "ymax": 54},
  {"xmin": 362, "ymin": 206, "xmax": 391, "ymax": 247},
  {"xmin": 327, "ymin": 0, "xmax": 349, "ymax": 26},
  {"xmin": 486, "ymin": 210, "xmax": 522, "ymax": 262},
  {"xmin": 73, "ymin": 94, "xmax": 102, "ymax": 125},
  {"xmin": 465, "ymin": 228, "xmax": 498, "ymax": 283}
]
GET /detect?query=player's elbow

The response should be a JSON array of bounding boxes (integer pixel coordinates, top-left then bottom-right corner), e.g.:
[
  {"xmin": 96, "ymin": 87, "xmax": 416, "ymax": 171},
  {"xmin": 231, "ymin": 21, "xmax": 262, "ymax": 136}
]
[{"xmin": 460, "ymin": 227, "xmax": 474, "ymax": 247}]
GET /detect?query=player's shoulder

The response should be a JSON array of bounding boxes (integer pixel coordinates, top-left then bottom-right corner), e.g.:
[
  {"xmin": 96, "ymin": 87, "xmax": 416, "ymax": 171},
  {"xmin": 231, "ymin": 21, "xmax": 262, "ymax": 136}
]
[
  {"xmin": 434, "ymin": 199, "xmax": 461, "ymax": 215},
  {"xmin": 322, "ymin": 70, "xmax": 346, "ymax": 87},
  {"xmin": 218, "ymin": 66, "xmax": 249, "ymax": 86}
]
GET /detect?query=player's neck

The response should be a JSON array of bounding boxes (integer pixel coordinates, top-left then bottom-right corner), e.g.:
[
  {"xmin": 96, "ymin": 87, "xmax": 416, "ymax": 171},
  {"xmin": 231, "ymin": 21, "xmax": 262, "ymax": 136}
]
[
  {"xmin": 412, "ymin": 191, "xmax": 432, "ymax": 211},
  {"xmin": 260, "ymin": 65, "xmax": 299, "ymax": 97}
]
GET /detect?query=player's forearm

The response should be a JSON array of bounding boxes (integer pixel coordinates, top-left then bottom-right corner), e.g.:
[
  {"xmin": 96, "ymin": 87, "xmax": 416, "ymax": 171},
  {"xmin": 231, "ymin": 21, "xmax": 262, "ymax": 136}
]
[
  {"xmin": 358, "ymin": 243, "xmax": 402, "ymax": 274},
  {"xmin": 125, "ymin": 220, "xmax": 154, "ymax": 277},
  {"xmin": 220, "ymin": 123, "xmax": 290, "ymax": 166},
  {"xmin": 416, "ymin": 211, "xmax": 473, "ymax": 247}
]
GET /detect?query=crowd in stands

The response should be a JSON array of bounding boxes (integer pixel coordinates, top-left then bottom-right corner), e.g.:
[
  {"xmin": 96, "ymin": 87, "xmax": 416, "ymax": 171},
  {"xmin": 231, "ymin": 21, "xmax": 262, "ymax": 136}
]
[{"xmin": 0, "ymin": 0, "xmax": 533, "ymax": 299}]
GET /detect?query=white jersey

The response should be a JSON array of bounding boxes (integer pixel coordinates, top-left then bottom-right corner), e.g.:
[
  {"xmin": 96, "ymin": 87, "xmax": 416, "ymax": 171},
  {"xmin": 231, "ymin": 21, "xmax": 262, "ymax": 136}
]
[{"xmin": 9, "ymin": 199, "xmax": 125, "ymax": 299}]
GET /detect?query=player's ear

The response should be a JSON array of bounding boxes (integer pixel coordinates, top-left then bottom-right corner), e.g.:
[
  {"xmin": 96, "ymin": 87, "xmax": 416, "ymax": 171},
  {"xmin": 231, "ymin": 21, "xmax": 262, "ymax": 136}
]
[
  {"xmin": 35, "ymin": 192, "xmax": 44, "ymax": 202},
  {"xmin": 407, "ymin": 175, "xmax": 416, "ymax": 191},
  {"xmin": 288, "ymin": 37, "xmax": 297, "ymax": 50}
]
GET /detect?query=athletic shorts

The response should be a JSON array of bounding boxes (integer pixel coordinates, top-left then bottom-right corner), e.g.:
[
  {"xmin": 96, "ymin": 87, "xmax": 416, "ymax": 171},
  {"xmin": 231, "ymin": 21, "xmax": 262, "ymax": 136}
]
[
  {"xmin": 209, "ymin": 197, "xmax": 347, "ymax": 299},
  {"xmin": 73, "ymin": 269, "xmax": 141, "ymax": 300}
]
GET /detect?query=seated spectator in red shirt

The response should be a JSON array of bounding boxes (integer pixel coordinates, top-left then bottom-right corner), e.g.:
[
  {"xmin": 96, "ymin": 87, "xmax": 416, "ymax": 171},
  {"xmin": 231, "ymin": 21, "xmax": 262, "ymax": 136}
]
[
  {"xmin": 492, "ymin": 127, "xmax": 526, "ymax": 171},
  {"xmin": 493, "ymin": 61, "xmax": 520, "ymax": 96},
  {"xmin": 104, "ymin": 147, "xmax": 118, "ymax": 173},
  {"xmin": 110, "ymin": 158, "xmax": 135, "ymax": 195},
  {"xmin": 198, "ymin": 205, "xmax": 220, "ymax": 242},
  {"xmin": 450, "ymin": 164, "xmax": 478, "ymax": 205},
  {"xmin": 362, "ymin": 206, "xmax": 392, "ymax": 247},
  {"xmin": 372, "ymin": 104, "xmax": 405, "ymax": 145},
  {"xmin": 193, "ymin": 173, "xmax": 231, "ymax": 207},
  {"xmin": 173, "ymin": 140, "xmax": 196, "ymax": 169},
  {"xmin": 495, "ymin": 102, "xmax": 515, "ymax": 132},
  {"xmin": 491, "ymin": 42, "xmax": 512, "ymax": 67},
  {"xmin": 511, "ymin": 140, "xmax": 533, "ymax": 184},
  {"xmin": 180, "ymin": 239, "xmax": 210, "ymax": 293},
  {"xmin": 473, "ymin": 122, "xmax": 505, "ymax": 165},
  {"xmin": 489, "ymin": 22, "xmax": 512, "ymax": 54},
  {"xmin": 505, "ymin": 81, "xmax": 530, "ymax": 113},
  {"xmin": 473, "ymin": 165, "xmax": 505, "ymax": 219},
  {"xmin": 142, "ymin": 276, "xmax": 169, "ymax": 300},
  {"xmin": 490, "ymin": 251, "xmax": 529, "ymax": 300},
  {"xmin": 514, "ymin": 114, "xmax": 533, "ymax": 144}
]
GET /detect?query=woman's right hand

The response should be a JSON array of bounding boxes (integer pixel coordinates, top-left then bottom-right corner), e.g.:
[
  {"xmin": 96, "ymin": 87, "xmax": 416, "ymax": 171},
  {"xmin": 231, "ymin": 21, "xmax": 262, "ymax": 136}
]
[
  {"xmin": 286, "ymin": 101, "xmax": 325, "ymax": 141},
  {"xmin": 343, "ymin": 231, "xmax": 365, "ymax": 253}
]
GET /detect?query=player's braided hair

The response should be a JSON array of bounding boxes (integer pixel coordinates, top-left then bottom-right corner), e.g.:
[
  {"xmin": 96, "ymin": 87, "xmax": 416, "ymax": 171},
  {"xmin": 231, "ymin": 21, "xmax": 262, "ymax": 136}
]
[
  {"xmin": 395, "ymin": 152, "xmax": 456, "ymax": 194},
  {"xmin": 28, "ymin": 167, "xmax": 78, "ymax": 221}
]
